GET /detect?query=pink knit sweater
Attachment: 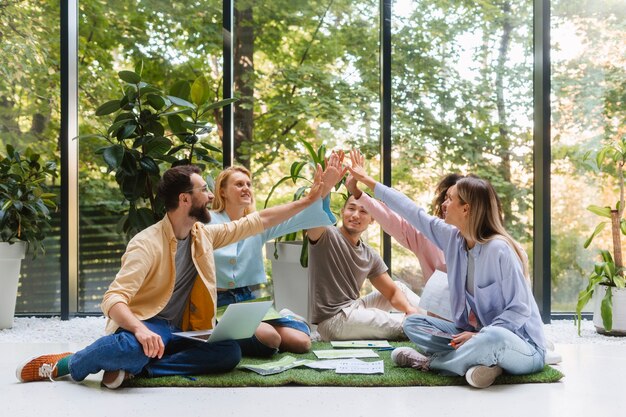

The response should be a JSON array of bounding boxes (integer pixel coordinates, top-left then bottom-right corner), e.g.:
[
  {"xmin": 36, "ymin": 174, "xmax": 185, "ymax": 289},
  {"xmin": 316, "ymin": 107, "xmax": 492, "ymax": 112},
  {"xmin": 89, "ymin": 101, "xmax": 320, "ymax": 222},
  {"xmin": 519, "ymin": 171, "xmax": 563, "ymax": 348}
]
[{"xmin": 355, "ymin": 193, "xmax": 446, "ymax": 280}]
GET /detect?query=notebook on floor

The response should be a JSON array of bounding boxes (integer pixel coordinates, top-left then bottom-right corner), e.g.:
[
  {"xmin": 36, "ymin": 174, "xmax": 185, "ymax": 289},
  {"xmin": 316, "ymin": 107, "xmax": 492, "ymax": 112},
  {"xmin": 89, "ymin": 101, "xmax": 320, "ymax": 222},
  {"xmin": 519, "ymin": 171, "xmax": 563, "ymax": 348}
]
[{"xmin": 174, "ymin": 300, "xmax": 272, "ymax": 343}]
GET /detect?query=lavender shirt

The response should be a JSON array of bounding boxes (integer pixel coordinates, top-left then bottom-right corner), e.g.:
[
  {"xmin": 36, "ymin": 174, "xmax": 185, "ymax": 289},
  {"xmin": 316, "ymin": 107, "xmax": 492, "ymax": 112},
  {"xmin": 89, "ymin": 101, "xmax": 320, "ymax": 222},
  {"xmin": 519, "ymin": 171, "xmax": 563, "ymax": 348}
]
[{"xmin": 374, "ymin": 182, "xmax": 546, "ymax": 351}]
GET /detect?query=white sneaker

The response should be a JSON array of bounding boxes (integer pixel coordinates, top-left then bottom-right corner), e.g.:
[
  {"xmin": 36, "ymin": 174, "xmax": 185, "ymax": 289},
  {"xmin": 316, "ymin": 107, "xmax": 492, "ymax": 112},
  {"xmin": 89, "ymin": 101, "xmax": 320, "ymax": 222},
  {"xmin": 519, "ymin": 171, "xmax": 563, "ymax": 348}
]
[
  {"xmin": 101, "ymin": 369, "xmax": 133, "ymax": 389},
  {"xmin": 544, "ymin": 349, "xmax": 562, "ymax": 365},
  {"xmin": 465, "ymin": 365, "xmax": 503, "ymax": 388},
  {"xmin": 390, "ymin": 347, "xmax": 430, "ymax": 371},
  {"xmin": 544, "ymin": 338, "xmax": 562, "ymax": 365}
]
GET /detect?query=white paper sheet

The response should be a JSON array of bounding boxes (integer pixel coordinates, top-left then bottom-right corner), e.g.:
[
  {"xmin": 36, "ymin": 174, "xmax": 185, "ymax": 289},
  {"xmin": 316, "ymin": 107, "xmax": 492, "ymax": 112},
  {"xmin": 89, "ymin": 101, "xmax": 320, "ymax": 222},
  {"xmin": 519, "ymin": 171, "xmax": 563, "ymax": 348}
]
[
  {"xmin": 335, "ymin": 359, "xmax": 384, "ymax": 374},
  {"xmin": 419, "ymin": 269, "xmax": 453, "ymax": 321},
  {"xmin": 304, "ymin": 359, "xmax": 359, "ymax": 370},
  {"xmin": 312, "ymin": 349, "xmax": 379, "ymax": 359},
  {"xmin": 330, "ymin": 340, "xmax": 391, "ymax": 348}
]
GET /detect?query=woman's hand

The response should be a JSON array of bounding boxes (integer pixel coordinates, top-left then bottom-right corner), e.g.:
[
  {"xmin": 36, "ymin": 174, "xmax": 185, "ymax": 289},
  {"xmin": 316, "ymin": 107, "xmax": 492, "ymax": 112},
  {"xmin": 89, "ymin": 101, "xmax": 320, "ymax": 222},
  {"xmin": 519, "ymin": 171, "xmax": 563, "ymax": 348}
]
[
  {"xmin": 305, "ymin": 163, "xmax": 325, "ymax": 202},
  {"xmin": 449, "ymin": 331, "xmax": 476, "ymax": 349},
  {"xmin": 320, "ymin": 151, "xmax": 347, "ymax": 196},
  {"xmin": 346, "ymin": 149, "xmax": 377, "ymax": 190}
]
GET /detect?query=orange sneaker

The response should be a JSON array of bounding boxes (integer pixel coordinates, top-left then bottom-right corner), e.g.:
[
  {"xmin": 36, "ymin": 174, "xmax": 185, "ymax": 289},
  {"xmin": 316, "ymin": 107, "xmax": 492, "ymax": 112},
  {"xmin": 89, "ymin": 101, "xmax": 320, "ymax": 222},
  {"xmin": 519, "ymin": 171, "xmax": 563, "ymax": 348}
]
[{"xmin": 16, "ymin": 352, "xmax": 73, "ymax": 383}]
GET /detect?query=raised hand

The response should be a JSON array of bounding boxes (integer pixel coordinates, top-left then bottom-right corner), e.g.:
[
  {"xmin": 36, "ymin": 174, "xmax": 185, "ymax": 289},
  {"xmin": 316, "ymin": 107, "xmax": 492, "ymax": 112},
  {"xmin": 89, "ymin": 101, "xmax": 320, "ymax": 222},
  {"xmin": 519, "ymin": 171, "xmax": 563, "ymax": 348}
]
[
  {"xmin": 305, "ymin": 163, "xmax": 325, "ymax": 202},
  {"xmin": 347, "ymin": 149, "xmax": 376, "ymax": 191},
  {"xmin": 321, "ymin": 151, "xmax": 347, "ymax": 197},
  {"xmin": 344, "ymin": 173, "xmax": 362, "ymax": 199}
]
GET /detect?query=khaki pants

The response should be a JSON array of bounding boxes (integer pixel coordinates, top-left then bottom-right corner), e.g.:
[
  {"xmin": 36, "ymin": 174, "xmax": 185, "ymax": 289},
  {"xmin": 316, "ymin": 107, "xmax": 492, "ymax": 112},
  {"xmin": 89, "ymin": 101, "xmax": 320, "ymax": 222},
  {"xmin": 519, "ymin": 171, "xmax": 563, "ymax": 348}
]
[{"xmin": 316, "ymin": 282, "xmax": 421, "ymax": 341}]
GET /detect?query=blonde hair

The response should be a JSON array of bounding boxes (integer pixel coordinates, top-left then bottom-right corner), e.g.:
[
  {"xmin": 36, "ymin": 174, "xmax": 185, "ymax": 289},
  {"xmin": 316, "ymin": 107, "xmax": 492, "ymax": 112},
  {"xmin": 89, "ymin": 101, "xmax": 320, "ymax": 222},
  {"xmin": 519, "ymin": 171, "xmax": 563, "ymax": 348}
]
[
  {"xmin": 456, "ymin": 176, "xmax": 530, "ymax": 282},
  {"xmin": 211, "ymin": 166, "xmax": 256, "ymax": 215}
]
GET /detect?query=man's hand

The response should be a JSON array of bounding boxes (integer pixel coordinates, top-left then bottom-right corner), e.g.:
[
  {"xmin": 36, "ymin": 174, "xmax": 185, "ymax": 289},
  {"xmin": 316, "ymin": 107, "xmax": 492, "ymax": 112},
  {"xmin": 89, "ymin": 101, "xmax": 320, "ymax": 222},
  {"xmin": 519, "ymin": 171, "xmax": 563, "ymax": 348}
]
[
  {"xmin": 320, "ymin": 151, "xmax": 347, "ymax": 197},
  {"xmin": 107, "ymin": 302, "xmax": 165, "ymax": 359},
  {"xmin": 405, "ymin": 306, "xmax": 421, "ymax": 316},
  {"xmin": 345, "ymin": 173, "xmax": 362, "ymax": 199},
  {"xmin": 134, "ymin": 326, "xmax": 166, "ymax": 359}
]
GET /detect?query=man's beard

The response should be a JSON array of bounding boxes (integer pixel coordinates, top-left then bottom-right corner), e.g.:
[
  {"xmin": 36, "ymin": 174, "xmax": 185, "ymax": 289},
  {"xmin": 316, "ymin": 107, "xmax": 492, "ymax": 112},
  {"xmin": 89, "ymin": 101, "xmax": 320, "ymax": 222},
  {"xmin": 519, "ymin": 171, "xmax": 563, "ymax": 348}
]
[{"xmin": 189, "ymin": 204, "xmax": 211, "ymax": 223}]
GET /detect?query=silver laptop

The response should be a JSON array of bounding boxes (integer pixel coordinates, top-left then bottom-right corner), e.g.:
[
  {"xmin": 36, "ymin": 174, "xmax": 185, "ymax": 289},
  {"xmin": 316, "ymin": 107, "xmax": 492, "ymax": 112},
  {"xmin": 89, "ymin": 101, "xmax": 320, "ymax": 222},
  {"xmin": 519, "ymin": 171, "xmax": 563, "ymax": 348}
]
[{"xmin": 174, "ymin": 300, "xmax": 272, "ymax": 343}]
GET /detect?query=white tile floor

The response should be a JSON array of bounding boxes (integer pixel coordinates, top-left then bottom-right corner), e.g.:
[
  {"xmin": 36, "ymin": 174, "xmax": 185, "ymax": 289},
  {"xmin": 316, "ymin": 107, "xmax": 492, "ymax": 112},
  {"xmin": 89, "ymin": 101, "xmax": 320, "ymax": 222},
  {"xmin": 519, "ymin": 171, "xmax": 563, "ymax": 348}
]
[{"xmin": 1, "ymin": 342, "xmax": 622, "ymax": 417}]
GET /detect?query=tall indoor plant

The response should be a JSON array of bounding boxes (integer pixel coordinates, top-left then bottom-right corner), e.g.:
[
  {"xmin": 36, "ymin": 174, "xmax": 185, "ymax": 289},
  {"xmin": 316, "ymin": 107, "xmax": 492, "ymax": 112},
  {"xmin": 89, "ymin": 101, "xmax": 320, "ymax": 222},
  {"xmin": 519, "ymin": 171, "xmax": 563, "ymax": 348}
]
[
  {"xmin": 0, "ymin": 145, "xmax": 57, "ymax": 328},
  {"xmin": 576, "ymin": 133, "xmax": 626, "ymax": 335},
  {"xmin": 82, "ymin": 69, "xmax": 235, "ymax": 238}
]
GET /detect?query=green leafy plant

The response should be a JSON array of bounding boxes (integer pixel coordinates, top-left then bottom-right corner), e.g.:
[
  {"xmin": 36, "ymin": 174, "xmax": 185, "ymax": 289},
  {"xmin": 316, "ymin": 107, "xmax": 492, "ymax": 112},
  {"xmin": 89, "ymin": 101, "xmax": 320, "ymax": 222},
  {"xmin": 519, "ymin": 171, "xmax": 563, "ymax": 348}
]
[
  {"xmin": 263, "ymin": 139, "xmax": 344, "ymax": 267},
  {"xmin": 0, "ymin": 145, "xmax": 57, "ymax": 256},
  {"xmin": 81, "ymin": 69, "xmax": 235, "ymax": 238},
  {"xmin": 576, "ymin": 133, "xmax": 626, "ymax": 334}
]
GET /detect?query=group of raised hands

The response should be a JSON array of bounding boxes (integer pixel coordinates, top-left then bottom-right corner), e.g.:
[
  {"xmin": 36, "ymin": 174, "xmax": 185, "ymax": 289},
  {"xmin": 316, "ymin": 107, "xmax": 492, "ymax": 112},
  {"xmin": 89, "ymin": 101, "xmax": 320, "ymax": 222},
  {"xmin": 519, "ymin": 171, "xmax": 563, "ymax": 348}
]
[{"xmin": 307, "ymin": 149, "xmax": 377, "ymax": 201}]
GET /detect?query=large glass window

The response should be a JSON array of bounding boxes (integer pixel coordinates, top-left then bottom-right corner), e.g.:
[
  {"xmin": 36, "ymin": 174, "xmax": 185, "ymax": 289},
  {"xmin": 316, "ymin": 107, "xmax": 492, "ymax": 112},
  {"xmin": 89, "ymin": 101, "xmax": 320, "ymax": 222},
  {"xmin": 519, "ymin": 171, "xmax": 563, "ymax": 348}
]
[
  {"xmin": 390, "ymin": 1, "xmax": 534, "ymax": 294},
  {"xmin": 234, "ymin": 0, "xmax": 380, "ymax": 182},
  {"xmin": 0, "ymin": 1, "xmax": 62, "ymax": 313},
  {"xmin": 550, "ymin": 0, "xmax": 626, "ymax": 312},
  {"xmin": 232, "ymin": 1, "xmax": 380, "ymax": 293},
  {"xmin": 77, "ymin": 0, "xmax": 222, "ymax": 312},
  {"xmin": 8, "ymin": 0, "xmax": 623, "ymax": 317}
]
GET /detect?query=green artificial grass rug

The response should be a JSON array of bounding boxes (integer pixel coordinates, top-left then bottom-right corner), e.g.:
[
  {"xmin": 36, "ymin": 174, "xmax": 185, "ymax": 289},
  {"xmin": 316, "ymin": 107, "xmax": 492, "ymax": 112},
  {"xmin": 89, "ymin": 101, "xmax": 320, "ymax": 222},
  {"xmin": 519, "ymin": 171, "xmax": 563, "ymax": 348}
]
[{"xmin": 124, "ymin": 342, "xmax": 563, "ymax": 388}]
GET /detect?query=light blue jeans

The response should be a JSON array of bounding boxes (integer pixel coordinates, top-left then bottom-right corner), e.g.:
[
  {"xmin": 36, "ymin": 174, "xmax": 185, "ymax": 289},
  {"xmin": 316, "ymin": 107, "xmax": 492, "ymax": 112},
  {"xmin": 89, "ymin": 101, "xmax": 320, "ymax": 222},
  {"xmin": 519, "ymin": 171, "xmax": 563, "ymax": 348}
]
[
  {"xmin": 403, "ymin": 315, "xmax": 545, "ymax": 376},
  {"xmin": 68, "ymin": 317, "xmax": 241, "ymax": 381}
]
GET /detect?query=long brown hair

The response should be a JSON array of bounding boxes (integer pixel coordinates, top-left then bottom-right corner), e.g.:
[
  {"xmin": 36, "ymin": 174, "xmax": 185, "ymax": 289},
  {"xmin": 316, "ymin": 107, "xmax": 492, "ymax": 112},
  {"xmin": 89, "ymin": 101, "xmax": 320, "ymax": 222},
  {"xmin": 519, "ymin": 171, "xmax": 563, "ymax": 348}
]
[
  {"xmin": 211, "ymin": 166, "xmax": 256, "ymax": 215},
  {"xmin": 432, "ymin": 173, "xmax": 464, "ymax": 218},
  {"xmin": 455, "ymin": 176, "xmax": 530, "ymax": 281}
]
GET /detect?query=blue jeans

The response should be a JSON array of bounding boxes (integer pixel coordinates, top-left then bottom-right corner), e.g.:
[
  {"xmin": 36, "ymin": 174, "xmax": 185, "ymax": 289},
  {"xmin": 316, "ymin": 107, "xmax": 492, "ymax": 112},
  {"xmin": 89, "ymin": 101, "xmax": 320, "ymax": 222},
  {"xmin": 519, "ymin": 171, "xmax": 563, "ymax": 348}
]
[
  {"xmin": 403, "ymin": 315, "xmax": 545, "ymax": 376},
  {"xmin": 68, "ymin": 317, "xmax": 241, "ymax": 381}
]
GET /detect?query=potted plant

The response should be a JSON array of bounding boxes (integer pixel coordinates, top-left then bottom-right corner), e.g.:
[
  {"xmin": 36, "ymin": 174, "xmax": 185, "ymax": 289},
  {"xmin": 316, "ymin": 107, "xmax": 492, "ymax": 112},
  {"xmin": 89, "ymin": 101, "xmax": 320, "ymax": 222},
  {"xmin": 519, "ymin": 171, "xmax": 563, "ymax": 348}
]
[
  {"xmin": 576, "ymin": 133, "xmax": 626, "ymax": 335},
  {"xmin": 81, "ymin": 69, "xmax": 235, "ymax": 238},
  {"xmin": 263, "ymin": 139, "xmax": 345, "ymax": 265},
  {"xmin": 263, "ymin": 139, "xmax": 344, "ymax": 320},
  {"xmin": 0, "ymin": 145, "xmax": 57, "ymax": 329}
]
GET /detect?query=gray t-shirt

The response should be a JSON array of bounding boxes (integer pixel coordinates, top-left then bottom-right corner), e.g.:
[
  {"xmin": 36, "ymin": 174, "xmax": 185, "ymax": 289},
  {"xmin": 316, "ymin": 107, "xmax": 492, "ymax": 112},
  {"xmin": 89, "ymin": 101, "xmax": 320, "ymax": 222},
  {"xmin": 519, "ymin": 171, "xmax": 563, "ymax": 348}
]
[
  {"xmin": 308, "ymin": 226, "xmax": 388, "ymax": 324},
  {"xmin": 156, "ymin": 235, "xmax": 198, "ymax": 327}
]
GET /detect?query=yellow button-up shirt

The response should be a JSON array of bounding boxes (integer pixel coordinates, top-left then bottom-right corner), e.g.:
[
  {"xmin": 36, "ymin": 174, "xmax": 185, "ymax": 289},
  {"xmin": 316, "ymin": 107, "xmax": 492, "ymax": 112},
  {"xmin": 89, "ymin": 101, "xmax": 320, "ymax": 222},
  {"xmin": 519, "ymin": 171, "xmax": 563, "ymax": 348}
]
[{"xmin": 101, "ymin": 211, "xmax": 264, "ymax": 334}]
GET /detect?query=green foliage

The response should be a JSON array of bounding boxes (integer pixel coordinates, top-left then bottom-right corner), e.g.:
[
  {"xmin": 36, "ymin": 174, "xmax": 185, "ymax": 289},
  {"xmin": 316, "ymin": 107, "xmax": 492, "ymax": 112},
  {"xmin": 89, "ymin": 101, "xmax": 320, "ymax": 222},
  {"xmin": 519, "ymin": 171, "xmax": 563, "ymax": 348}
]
[
  {"xmin": 263, "ymin": 139, "xmax": 345, "ymax": 267},
  {"xmin": 0, "ymin": 145, "xmax": 57, "ymax": 256},
  {"xmin": 80, "ymin": 70, "xmax": 234, "ymax": 238},
  {"xmin": 0, "ymin": 1, "xmax": 61, "ymax": 164},
  {"xmin": 576, "ymin": 131, "xmax": 626, "ymax": 334},
  {"xmin": 576, "ymin": 250, "xmax": 626, "ymax": 334}
]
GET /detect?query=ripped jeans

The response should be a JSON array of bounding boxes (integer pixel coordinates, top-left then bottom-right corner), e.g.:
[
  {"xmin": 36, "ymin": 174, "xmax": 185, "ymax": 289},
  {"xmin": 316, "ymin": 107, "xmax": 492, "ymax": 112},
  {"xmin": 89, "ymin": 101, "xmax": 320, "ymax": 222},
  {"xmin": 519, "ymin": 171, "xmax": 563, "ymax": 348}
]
[{"xmin": 403, "ymin": 315, "xmax": 545, "ymax": 376}]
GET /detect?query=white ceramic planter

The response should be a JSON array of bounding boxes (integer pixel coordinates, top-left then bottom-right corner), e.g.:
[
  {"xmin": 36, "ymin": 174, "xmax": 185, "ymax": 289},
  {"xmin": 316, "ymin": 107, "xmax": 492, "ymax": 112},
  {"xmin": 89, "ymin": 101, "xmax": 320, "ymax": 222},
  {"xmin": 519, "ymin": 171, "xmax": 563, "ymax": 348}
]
[
  {"xmin": 592, "ymin": 284, "xmax": 626, "ymax": 336},
  {"xmin": 265, "ymin": 241, "xmax": 309, "ymax": 322},
  {"xmin": 0, "ymin": 241, "xmax": 27, "ymax": 329}
]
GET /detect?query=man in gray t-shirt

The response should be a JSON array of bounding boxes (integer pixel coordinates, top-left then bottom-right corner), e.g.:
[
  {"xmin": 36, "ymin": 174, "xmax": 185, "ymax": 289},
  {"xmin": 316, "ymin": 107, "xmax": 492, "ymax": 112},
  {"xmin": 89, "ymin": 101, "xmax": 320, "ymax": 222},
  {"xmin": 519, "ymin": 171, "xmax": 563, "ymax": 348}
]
[{"xmin": 307, "ymin": 195, "xmax": 424, "ymax": 341}]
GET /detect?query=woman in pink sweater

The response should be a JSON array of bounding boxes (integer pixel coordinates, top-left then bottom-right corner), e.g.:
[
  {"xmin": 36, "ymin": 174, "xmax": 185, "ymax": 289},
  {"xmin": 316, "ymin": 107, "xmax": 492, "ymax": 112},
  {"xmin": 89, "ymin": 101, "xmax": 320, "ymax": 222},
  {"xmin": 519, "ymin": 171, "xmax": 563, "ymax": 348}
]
[{"xmin": 344, "ymin": 151, "xmax": 461, "ymax": 281}]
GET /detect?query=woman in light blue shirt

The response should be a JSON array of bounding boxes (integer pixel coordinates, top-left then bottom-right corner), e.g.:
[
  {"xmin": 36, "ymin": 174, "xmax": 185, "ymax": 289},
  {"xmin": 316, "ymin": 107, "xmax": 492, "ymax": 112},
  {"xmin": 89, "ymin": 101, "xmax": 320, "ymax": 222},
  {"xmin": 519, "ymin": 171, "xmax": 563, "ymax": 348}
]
[
  {"xmin": 209, "ymin": 162, "xmax": 341, "ymax": 356},
  {"xmin": 347, "ymin": 151, "xmax": 546, "ymax": 389}
]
